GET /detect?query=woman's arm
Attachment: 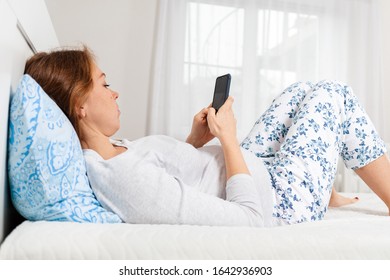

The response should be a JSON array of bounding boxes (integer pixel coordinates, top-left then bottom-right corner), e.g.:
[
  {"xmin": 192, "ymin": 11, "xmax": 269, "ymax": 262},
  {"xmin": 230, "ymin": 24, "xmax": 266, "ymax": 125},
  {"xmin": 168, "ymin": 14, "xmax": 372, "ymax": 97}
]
[
  {"xmin": 219, "ymin": 137, "xmax": 250, "ymax": 179},
  {"xmin": 86, "ymin": 157, "xmax": 264, "ymax": 227},
  {"xmin": 207, "ymin": 96, "xmax": 250, "ymax": 179}
]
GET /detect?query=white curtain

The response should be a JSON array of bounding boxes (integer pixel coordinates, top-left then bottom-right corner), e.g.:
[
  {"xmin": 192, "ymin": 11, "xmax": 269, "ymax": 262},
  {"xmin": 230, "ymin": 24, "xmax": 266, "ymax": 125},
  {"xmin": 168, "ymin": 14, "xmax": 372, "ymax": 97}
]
[{"xmin": 148, "ymin": 0, "xmax": 385, "ymax": 191}]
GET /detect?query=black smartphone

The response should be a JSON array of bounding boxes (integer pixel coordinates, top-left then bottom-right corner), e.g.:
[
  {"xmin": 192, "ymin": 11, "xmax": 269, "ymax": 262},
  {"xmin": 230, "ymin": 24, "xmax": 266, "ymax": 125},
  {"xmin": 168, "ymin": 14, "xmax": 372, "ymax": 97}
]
[{"xmin": 212, "ymin": 74, "xmax": 231, "ymax": 112}]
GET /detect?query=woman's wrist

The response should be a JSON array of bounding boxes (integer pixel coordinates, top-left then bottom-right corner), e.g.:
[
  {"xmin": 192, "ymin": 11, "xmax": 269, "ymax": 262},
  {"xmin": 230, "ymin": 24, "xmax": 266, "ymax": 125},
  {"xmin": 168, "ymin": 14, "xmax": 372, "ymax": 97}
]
[
  {"xmin": 186, "ymin": 134, "xmax": 202, "ymax": 148},
  {"xmin": 220, "ymin": 136, "xmax": 250, "ymax": 179},
  {"xmin": 219, "ymin": 134, "xmax": 239, "ymax": 148}
]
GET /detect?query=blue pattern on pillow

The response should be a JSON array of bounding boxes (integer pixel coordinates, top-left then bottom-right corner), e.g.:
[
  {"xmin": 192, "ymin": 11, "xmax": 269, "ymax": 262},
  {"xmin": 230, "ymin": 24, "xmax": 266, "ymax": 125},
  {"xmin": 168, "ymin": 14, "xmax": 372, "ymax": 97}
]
[{"xmin": 8, "ymin": 74, "xmax": 122, "ymax": 223}]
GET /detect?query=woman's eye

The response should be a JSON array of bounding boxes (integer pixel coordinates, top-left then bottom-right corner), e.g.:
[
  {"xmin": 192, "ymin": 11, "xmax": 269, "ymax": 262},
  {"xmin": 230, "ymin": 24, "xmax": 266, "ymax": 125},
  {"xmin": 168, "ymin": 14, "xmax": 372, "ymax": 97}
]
[{"xmin": 104, "ymin": 84, "xmax": 111, "ymax": 88}]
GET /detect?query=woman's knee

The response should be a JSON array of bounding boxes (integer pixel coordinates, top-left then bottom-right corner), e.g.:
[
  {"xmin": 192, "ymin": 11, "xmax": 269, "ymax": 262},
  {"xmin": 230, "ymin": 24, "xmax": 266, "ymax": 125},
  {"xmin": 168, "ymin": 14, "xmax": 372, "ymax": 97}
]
[
  {"xmin": 274, "ymin": 81, "xmax": 314, "ymax": 107},
  {"xmin": 283, "ymin": 81, "xmax": 314, "ymax": 95},
  {"xmin": 313, "ymin": 80, "xmax": 355, "ymax": 100}
]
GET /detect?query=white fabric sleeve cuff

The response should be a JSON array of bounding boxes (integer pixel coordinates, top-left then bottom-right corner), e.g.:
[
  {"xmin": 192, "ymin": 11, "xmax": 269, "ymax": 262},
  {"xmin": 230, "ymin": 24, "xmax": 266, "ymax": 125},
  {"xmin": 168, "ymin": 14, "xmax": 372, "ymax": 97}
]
[{"xmin": 225, "ymin": 173, "xmax": 263, "ymax": 223}]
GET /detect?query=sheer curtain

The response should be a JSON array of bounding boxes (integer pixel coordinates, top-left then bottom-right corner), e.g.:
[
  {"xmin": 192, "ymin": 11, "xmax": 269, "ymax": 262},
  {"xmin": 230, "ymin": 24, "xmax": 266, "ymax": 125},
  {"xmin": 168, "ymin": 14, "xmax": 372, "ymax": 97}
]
[{"xmin": 147, "ymin": 0, "xmax": 385, "ymax": 191}]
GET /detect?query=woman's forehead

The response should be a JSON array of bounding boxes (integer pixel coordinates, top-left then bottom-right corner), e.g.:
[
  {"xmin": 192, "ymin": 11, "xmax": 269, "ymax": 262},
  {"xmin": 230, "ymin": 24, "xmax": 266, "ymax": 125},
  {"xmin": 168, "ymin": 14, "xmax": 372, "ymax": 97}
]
[{"xmin": 92, "ymin": 64, "xmax": 106, "ymax": 79}]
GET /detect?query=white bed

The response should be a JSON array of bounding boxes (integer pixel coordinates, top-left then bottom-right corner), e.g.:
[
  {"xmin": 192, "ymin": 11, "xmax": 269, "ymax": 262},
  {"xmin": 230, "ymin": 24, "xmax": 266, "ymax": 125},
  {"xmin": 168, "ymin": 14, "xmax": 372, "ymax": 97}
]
[
  {"xmin": 1, "ymin": 0, "xmax": 390, "ymax": 261},
  {"xmin": 1, "ymin": 193, "xmax": 389, "ymax": 260}
]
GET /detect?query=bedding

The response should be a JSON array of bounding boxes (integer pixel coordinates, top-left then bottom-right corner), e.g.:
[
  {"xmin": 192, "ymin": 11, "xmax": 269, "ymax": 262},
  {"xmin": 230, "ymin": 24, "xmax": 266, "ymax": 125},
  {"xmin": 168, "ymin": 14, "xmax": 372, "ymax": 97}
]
[
  {"xmin": 1, "ymin": 192, "xmax": 389, "ymax": 259},
  {"xmin": 7, "ymin": 74, "xmax": 121, "ymax": 223}
]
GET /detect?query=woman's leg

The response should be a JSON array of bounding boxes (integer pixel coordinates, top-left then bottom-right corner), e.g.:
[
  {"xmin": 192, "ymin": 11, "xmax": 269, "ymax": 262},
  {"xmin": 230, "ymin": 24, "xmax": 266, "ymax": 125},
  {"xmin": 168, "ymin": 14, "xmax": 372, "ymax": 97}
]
[
  {"xmin": 269, "ymin": 81, "xmax": 345, "ymax": 225},
  {"xmin": 241, "ymin": 81, "xmax": 359, "ymax": 217},
  {"xmin": 247, "ymin": 80, "xmax": 386, "ymax": 225},
  {"xmin": 241, "ymin": 81, "xmax": 314, "ymax": 165},
  {"xmin": 328, "ymin": 186, "xmax": 359, "ymax": 207},
  {"xmin": 354, "ymin": 155, "xmax": 390, "ymax": 214},
  {"xmin": 333, "ymin": 83, "xmax": 389, "ymax": 213}
]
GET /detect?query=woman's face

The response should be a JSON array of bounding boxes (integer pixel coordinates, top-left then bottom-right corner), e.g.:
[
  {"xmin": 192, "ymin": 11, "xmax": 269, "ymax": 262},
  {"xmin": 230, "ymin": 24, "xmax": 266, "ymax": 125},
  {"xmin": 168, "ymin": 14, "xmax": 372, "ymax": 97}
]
[{"xmin": 79, "ymin": 64, "xmax": 121, "ymax": 137}]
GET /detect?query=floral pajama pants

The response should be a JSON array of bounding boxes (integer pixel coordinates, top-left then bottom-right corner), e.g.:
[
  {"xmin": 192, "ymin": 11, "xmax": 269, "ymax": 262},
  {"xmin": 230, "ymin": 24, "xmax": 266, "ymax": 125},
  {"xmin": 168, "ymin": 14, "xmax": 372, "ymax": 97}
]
[{"xmin": 241, "ymin": 80, "xmax": 386, "ymax": 226}]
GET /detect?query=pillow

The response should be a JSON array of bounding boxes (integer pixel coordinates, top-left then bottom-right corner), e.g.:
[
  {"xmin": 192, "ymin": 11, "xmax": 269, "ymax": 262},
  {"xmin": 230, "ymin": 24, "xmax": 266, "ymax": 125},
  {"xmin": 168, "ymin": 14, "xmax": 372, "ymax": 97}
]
[{"xmin": 8, "ymin": 74, "xmax": 122, "ymax": 223}]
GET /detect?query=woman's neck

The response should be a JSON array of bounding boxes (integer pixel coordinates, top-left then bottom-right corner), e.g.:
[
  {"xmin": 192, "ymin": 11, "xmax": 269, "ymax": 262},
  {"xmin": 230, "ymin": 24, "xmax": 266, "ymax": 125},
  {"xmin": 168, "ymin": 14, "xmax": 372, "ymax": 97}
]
[{"xmin": 80, "ymin": 134, "xmax": 126, "ymax": 160}]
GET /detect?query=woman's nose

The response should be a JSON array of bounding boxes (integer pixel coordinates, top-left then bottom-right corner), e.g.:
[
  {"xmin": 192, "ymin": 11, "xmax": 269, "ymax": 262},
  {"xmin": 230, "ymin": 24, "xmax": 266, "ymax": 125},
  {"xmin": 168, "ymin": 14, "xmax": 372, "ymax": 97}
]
[{"xmin": 112, "ymin": 90, "xmax": 119, "ymax": 100}]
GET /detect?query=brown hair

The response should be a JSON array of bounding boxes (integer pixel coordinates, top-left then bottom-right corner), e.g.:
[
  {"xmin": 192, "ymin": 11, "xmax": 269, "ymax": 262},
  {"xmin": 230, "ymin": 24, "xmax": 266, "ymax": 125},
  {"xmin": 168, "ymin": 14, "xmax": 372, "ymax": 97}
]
[{"xmin": 24, "ymin": 46, "xmax": 95, "ymax": 135}]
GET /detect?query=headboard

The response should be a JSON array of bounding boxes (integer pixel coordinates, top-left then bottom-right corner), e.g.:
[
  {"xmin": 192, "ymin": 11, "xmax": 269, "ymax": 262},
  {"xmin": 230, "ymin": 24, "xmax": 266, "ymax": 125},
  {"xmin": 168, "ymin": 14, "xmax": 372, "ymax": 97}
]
[{"xmin": 0, "ymin": 0, "xmax": 59, "ymax": 244}]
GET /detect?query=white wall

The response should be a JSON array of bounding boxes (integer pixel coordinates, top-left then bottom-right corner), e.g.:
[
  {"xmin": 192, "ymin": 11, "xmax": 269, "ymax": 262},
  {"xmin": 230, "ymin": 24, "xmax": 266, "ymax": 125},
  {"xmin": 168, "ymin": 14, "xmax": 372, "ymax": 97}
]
[{"xmin": 45, "ymin": 0, "xmax": 157, "ymax": 140}]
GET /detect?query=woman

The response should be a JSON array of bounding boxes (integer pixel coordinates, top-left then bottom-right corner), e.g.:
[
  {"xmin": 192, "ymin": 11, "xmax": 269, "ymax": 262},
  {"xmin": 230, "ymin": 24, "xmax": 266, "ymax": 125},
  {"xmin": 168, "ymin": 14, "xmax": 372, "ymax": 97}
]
[{"xmin": 24, "ymin": 47, "xmax": 390, "ymax": 227}]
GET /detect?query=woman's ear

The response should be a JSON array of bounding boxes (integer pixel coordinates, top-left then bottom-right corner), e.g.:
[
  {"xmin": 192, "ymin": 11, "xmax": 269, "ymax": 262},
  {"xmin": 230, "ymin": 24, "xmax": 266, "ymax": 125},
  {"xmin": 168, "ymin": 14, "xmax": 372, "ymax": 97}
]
[{"xmin": 76, "ymin": 105, "xmax": 87, "ymax": 119}]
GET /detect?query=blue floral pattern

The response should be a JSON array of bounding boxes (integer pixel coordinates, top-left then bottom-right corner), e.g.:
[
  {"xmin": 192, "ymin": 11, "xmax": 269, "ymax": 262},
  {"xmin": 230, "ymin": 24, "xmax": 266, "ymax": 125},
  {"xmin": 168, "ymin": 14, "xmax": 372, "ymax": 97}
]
[
  {"xmin": 8, "ymin": 75, "xmax": 122, "ymax": 223},
  {"xmin": 241, "ymin": 80, "xmax": 386, "ymax": 226}
]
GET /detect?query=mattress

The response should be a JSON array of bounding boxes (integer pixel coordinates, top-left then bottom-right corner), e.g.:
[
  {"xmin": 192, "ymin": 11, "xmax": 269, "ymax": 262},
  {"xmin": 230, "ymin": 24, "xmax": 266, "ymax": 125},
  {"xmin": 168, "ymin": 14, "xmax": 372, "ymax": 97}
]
[{"xmin": 0, "ymin": 193, "xmax": 389, "ymax": 260}]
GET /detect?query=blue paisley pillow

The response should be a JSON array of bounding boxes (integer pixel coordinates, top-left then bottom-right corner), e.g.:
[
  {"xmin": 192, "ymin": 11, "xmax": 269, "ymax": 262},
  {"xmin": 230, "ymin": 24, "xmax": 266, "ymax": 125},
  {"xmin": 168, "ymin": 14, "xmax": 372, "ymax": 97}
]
[{"xmin": 8, "ymin": 74, "xmax": 122, "ymax": 223}]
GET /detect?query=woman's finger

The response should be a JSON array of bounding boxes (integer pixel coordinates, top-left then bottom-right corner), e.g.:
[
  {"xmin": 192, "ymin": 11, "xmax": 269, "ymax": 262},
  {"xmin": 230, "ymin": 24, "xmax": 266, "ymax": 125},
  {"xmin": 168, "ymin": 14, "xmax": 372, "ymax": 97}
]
[
  {"xmin": 207, "ymin": 107, "xmax": 216, "ymax": 119},
  {"xmin": 220, "ymin": 96, "xmax": 234, "ymax": 111},
  {"xmin": 207, "ymin": 107, "xmax": 216, "ymax": 127}
]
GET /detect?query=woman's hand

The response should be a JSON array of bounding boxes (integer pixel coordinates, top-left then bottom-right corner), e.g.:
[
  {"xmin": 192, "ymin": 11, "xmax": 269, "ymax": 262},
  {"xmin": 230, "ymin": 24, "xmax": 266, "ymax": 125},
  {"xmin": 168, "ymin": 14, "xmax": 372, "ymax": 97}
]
[
  {"xmin": 186, "ymin": 105, "xmax": 215, "ymax": 148},
  {"xmin": 206, "ymin": 96, "xmax": 237, "ymax": 144}
]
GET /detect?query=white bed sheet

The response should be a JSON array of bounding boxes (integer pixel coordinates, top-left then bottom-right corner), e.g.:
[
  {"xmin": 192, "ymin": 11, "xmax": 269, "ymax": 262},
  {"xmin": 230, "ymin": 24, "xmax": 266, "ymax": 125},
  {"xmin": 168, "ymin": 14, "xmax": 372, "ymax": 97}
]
[{"xmin": 0, "ymin": 193, "xmax": 389, "ymax": 260}]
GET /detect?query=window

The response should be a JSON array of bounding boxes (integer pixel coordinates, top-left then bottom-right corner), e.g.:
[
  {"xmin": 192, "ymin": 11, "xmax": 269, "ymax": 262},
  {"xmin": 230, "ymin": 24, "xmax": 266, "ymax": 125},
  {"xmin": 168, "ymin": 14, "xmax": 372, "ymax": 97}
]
[{"xmin": 184, "ymin": 1, "xmax": 321, "ymax": 138}]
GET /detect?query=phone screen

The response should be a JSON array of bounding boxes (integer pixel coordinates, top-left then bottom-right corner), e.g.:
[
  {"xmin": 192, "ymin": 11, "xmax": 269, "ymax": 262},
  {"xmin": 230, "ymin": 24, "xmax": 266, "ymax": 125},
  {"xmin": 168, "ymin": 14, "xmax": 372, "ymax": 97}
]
[{"xmin": 212, "ymin": 74, "xmax": 231, "ymax": 112}]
